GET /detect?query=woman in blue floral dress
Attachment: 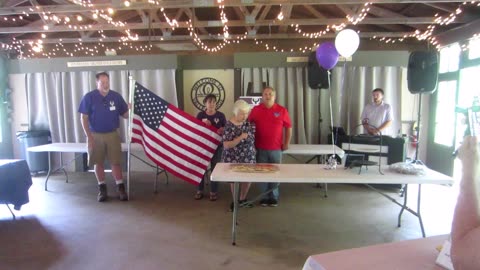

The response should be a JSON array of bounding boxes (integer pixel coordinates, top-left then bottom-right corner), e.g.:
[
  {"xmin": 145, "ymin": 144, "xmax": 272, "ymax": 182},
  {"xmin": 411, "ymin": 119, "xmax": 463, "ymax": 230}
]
[{"xmin": 222, "ymin": 100, "xmax": 256, "ymax": 210}]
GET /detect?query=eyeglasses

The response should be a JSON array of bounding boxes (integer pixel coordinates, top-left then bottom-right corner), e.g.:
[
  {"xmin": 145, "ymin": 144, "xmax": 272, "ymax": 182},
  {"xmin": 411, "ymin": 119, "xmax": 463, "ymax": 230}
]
[{"xmin": 102, "ymin": 98, "xmax": 108, "ymax": 107}]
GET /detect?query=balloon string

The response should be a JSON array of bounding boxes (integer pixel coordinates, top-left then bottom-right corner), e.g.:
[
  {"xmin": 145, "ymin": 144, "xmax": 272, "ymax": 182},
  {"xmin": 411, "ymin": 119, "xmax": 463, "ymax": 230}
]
[
  {"xmin": 328, "ymin": 70, "xmax": 336, "ymax": 156},
  {"xmin": 339, "ymin": 60, "xmax": 347, "ymax": 125}
]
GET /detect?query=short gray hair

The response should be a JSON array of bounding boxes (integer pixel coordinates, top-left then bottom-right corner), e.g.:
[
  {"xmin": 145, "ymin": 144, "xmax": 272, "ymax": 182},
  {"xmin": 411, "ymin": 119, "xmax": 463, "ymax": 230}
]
[{"xmin": 233, "ymin": 100, "xmax": 250, "ymax": 115}]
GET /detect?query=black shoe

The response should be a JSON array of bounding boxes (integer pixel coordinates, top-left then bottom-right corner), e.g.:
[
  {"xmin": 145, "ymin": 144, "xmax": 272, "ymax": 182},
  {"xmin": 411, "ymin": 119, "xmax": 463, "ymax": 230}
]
[
  {"xmin": 239, "ymin": 199, "xmax": 253, "ymax": 208},
  {"xmin": 97, "ymin": 183, "xmax": 107, "ymax": 202},
  {"xmin": 260, "ymin": 199, "xmax": 269, "ymax": 207},
  {"xmin": 229, "ymin": 202, "xmax": 234, "ymax": 212},
  {"xmin": 117, "ymin": 183, "xmax": 128, "ymax": 201},
  {"xmin": 268, "ymin": 198, "xmax": 278, "ymax": 207}
]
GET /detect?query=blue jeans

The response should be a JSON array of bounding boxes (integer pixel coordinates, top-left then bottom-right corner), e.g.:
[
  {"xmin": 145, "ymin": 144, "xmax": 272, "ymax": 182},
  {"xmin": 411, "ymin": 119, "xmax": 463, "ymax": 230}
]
[
  {"xmin": 198, "ymin": 146, "xmax": 222, "ymax": 193},
  {"xmin": 256, "ymin": 149, "xmax": 282, "ymax": 200}
]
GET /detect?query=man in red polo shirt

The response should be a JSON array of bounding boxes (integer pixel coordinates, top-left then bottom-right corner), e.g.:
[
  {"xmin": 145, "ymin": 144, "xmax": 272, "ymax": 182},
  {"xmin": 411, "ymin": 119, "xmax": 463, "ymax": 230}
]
[{"xmin": 249, "ymin": 86, "xmax": 292, "ymax": 207}]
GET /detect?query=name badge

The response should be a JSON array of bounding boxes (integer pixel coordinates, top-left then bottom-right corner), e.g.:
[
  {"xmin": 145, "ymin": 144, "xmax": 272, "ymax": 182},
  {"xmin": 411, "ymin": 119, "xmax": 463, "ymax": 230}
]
[{"xmin": 110, "ymin": 106, "xmax": 116, "ymax": 111}]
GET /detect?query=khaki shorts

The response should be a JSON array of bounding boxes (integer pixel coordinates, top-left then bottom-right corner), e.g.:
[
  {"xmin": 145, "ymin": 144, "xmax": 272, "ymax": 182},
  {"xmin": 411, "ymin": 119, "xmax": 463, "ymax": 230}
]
[{"xmin": 88, "ymin": 131, "xmax": 122, "ymax": 167}]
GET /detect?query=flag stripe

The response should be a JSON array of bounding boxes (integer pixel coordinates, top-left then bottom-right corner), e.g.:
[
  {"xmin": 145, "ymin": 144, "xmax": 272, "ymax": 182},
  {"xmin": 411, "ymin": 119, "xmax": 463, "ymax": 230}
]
[
  {"xmin": 168, "ymin": 105, "xmax": 221, "ymax": 145},
  {"xmin": 157, "ymin": 127, "xmax": 211, "ymax": 165},
  {"xmin": 161, "ymin": 119, "xmax": 217, "ymax": 158},
  {"xmin": 132, "ymin": 123, "xmax": 207, "ymax": 174},
  {"xmin": 132, "ymin": 119, "xmax": 205, "ymax": 182},
  {"xmin": 132, "ymin": 135, "xmax": 202, "ymax": 185},
  {"xmin": 132, "ymin": 117, "xmax": 207, "ymax": 173}
]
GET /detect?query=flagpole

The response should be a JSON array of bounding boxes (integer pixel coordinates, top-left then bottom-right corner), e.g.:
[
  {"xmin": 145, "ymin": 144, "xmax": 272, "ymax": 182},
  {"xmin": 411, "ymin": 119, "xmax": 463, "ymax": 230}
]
[{"xmin": 127, "ymin": 75, "xmax": 135, "ymax": 199}]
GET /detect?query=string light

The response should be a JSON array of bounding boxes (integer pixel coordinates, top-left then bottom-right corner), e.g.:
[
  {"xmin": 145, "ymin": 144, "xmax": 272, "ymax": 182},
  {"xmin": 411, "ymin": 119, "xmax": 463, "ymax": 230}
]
[
  {"xmin": 277, "ymin": 11, "xmax": 284, "ymax": 21},
  {"xmin": 254, "ymin": 38, "xmax": 319, "ymax": 54},
  {"xmin": 2, "ymin": 14, "xmax": 29, "ymax": 23},
  {"xmin": 288, "ymin": 3, "xmax": 371, "ymax": 41},
  {"xmin": 460, "ymin": 34, "xmax": 480, "ymax": 51},
  {"xmin": 14, "ymin": 40, "xmax": 153, "ymax": 59},
  {"xmin": 151, "ymin": 0, "xmax": 234, "ymax": 52},
  {"xmin": 159, "ymin": 7, "xmax": 179, "ymax": 29},
  {"xmin": 1, "ymin": 1, "xmax": 480, "ymax": 57},
  {"xmin": 347, "ymin": 3, "xmax": 371, "ymax": 25},
  {"xmin": 371, "ymin": 1, "xmax": 480, "ymax": 50}
]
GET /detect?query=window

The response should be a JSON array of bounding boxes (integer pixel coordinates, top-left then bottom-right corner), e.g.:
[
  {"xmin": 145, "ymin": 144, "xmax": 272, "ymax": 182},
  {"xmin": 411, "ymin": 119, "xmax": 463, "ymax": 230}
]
[
  {"xmin": 0, "ymin": 109, "xmax": 2, "ymax": 143},
  {"xmin": 439, "ymin": 43, "xmax": 461, "ymax": 73},
  {"xmin": 458, "ymin": 66, "xmax": 480, "ymax": 108},
  {"xmin": 433, "ymin": 80, "xmax": 456, "ymax": 146},
  {"xmin": 468, "ymin": 38, "xmax": 480, "ymax": 60}
]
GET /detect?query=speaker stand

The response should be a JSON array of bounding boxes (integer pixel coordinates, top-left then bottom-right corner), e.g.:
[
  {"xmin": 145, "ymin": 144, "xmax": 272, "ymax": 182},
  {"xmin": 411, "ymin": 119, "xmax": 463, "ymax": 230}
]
[
  {"xmin": 318, "ymin": 90, "xmax": 323, "ymax": 144},
  {"xmin": 412, "ymin": 93, "xmax": 424, "ymax": 165}
]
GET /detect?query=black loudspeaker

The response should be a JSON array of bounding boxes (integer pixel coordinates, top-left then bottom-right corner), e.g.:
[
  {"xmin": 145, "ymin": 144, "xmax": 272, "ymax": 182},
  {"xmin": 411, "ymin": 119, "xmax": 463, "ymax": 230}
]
[
  {"xmin": 308, "ymin": 52, "xmax": 330, "ymax": 89},
  {"xmin": 407, "ymin": 51, "xmax": 439, "ymax": 94}
]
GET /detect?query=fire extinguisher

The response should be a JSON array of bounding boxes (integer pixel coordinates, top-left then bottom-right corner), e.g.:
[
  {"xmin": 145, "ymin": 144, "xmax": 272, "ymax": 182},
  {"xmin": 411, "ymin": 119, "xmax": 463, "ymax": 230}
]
[
  {"xmin": 410, "ymin": 121, "xmax": 418, "ymax": 147},
  {"xmin": 410, "ymin": 135, "xmax": 418, "ymax": 148}
]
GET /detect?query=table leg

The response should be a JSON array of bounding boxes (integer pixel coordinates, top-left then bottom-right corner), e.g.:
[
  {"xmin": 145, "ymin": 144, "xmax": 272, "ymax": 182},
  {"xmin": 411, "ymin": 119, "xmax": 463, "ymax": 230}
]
[
  {"xmin": 232, "ymin": 182, "xmax": 239, "ymax": 246},
  {"xmin": 397, "ymin": 184, "xmax": 426, "ymax": 237},
  {"xmin": 154, "ymin": 167, "xmax": 169, "ymax": 194},
  {"xmin": 398, "ymin": 184, "xmax": 407, "ymax": 227},
  {"xmin": 154, "ymin": 169, "xmax": 158, "ymax": 194},
  {"xmin": 44, "ymin": 152, "xmax": 82, "ymax": 191},
  {"xmin": 5, "ymin": 204, "xmax": 16, "ymax": 220},
  {"xmin": 323, "ymin": 183, "xmax": 328, "ymax": 198},
  {"xmin": 417, "ymin": 185, "xmax": 426, "ymax": 238},
  {"xmin": 60, "ymin": 152, "xmax": 68, "ymax": 183},
  {"xmin": 44, "ymin": 152, "xmax": 53, "ymax": 191}
]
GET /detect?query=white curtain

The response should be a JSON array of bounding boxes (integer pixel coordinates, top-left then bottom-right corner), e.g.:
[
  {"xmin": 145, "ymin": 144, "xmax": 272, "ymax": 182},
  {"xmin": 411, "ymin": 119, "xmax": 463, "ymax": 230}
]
[
  {"xmin": 26, "ymin": 69, "xmax": 177, "ymax": 143},
  {"xmin": 241, "ymin": 67, "xmax": 316, "ymax": 144},
  {"xmin": 241, "ymin": 65, "xmax": 405, "ymax": 144}
]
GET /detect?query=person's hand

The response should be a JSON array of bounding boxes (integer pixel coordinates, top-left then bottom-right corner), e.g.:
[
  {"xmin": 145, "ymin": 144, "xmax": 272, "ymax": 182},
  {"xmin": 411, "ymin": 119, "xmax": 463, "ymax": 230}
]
[
  {"xmin": 217, "ymin": 127, "xmax": 224, "ymax": 135},
  {"xmin": 87, "ymin": 135, "xmax": 94, "ymax": 150},
  {"xmin": 239, "ymin": 132, "xmax": 248, "ymax": 141},
  {"xmin": 458, "ymin": 136, "xmax": 479, "ymax": 177},
  {"xmin": 202, "ymin": 118, "xmax": 212, "ymax": 126},
  {"xmin": 367, "ymin": 126, "xmax": 379, "ymax": 135},
  {"xmin": 282, "ymin": 143, "xmax": 290, "ymax": 151},
  {"xmin": 366, "ymin": 126, "xmax": 375, "ymax": 135}
]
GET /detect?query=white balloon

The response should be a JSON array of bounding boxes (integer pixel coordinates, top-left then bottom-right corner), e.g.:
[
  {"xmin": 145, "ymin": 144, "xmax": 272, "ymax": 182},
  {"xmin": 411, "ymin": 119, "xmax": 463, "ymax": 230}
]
[{"xmin": 335, "ymin": 29, "xmax": 360, "ymax": 57}]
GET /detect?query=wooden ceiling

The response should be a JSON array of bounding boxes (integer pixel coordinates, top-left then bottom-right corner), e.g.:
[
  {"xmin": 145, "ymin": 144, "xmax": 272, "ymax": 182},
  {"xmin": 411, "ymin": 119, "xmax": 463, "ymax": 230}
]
[{"xmin": 0, "ymin": 0, "xmax": 479, "ymax": 58}]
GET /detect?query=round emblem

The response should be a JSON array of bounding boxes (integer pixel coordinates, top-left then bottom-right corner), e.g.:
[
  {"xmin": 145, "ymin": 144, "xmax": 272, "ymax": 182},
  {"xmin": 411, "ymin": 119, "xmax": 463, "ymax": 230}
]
[{"xmin": 191, "ymin": 77, "xmax": 225, "ymax": 111}]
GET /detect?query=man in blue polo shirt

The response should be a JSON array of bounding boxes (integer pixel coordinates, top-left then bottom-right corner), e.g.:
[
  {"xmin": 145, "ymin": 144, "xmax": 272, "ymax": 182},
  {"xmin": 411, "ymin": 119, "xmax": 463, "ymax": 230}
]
[{"xmin": 78, "ymin": 72, "xmax": 129, "ymax": 202}]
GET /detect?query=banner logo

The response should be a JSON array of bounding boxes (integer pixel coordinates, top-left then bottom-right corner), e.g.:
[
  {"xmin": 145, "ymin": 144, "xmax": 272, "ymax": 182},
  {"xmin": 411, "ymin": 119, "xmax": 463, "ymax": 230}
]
[{"xmin": 191, "ymin": 77, "xmax": 225, "ymax": 111}]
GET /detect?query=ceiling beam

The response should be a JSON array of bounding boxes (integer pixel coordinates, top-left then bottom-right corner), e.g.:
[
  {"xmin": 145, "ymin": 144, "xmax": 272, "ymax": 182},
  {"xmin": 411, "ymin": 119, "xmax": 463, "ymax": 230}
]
[
  {"xmin": 367, "ymin": 5, "xmax": 422, "ymax": 30},
  {"xmin": 303, "ymin": 5, "xmax": 326, "ymax": 18},
  {"xmin": 278, "ymin": 5, "xmax": 293, "ymax": 33},
  {"xmin": 0, "ymin": 17, "xmax": 460, "ymax": 34},
  {"xmin": 253, "ymin": 5, "xmax": 271, "ymax": 32},
  {"xmin": 0, "ymin": 1, "xmax": 468, "ymax": 15},
  {"xmin": 234, "ymin": 6, "xmax": 252, "ymax": 32},
  {"xmin": 148, "ymin": 9, "xmax": 166, "ymax": 35},
  {"xmin": 336, "ymin": 4, "xmax": 354, "ymax": 17},
  {"xmin": 184, "ymin": 8, "xmax": 208, "ymax": 35},
  {"xmin": 3, "ymin": 0, "xmax": 28, "ymax": 7},
  {"xmin": 423, "ymin": 3, "xmax": 455, "ymax": 13},
  {"xmin": 435, "ymin": 18, "xmax": 480, "ymax": 46},
  {"xmin": 250, "ymin": 5, "xmax": 262, "ymax": 19},
  {"xmin": 4, "ymin": 31, "xmax": 412, "ymax": 44}
]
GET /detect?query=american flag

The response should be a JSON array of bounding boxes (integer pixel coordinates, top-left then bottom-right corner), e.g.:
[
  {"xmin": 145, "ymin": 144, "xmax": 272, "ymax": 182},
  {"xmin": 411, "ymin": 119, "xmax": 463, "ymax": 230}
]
[{"xmin": 131, "ymin": 82, "xmax": 222, "ymax": 185}]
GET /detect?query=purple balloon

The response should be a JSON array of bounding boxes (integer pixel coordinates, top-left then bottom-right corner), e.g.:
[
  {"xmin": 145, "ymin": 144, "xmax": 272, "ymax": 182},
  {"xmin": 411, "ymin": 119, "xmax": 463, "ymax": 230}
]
[{"xmin": 316, "ymin": 42, "xmax": 339, "ymax": 70}]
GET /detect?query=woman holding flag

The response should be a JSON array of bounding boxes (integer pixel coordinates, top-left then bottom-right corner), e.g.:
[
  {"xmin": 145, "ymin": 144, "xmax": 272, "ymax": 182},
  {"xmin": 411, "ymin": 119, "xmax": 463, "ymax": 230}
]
[{"xmin": 194, "ymin": 94, "xmax": 226, "ymax": 201}]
